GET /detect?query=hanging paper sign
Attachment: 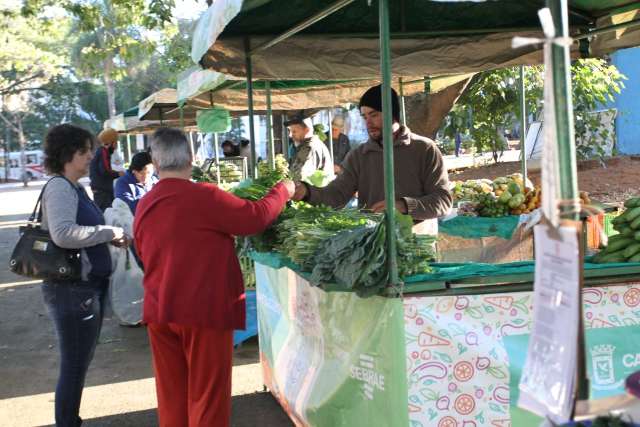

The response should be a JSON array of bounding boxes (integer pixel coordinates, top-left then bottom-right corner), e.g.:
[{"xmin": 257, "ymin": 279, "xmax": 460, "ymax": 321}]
[
  {"xmin": 518, "ymin": 223, "xmax": 581, "ymax": 423},
  {"xmin": 135, "ymin": 134, "xmax": 145, "ymax": 151}
]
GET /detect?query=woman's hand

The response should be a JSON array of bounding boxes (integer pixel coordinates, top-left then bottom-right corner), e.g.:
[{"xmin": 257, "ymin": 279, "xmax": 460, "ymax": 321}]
[
  {"xmin": 111, "ymin": 235, "xmax": 131, "ymax": 248},
  {"xmin": 281, "ymin": 180, "xmax": 296, "ymax": 199},
  {"xmin": 111, "ymin": 228, "xmax": 131, "ymax": 247}
]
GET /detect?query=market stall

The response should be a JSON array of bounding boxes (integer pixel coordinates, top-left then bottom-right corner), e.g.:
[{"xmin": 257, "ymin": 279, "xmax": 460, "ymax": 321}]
[{"xmin": 189, "ymin": 0, "xmax": 640, "ymax": 425}]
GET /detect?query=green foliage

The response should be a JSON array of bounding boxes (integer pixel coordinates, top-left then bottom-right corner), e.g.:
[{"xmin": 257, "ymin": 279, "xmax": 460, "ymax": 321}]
[
  {"xmin": 0, "ymin": 8, "xmax": 68, "ymax": 97},
  {"xmin": 572, "ymin": 59, "xmax": 625, "ymax": 160},
  {"xmin": 441, "ymin": 59, "xmax": 625, "ymax": 162}
]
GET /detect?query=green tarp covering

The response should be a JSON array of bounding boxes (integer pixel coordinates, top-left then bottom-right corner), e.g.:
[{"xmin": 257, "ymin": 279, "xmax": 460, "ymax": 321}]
[
  {"xmin": 249, "ymin": 251, "xmax": 640, "ymax": 289},
  {"xmin": 438, "ymin": 215, "xmax": 522, "ymax": 240}
]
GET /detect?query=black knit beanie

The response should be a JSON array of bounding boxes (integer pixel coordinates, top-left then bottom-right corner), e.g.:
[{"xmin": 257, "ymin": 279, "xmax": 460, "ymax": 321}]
[{"xmin": 358, "ymin": 84, "xmax": 400, "ymax": 122}]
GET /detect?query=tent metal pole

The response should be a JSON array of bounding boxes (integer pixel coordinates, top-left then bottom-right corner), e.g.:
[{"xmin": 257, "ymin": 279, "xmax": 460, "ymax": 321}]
[
  {"xmin": 258, "ymin": 26, "xmax": 542, "ymax": 40},
  {"xmin": 519, "ymin": 65, "xmax": 527, "ymax": 180},
  {"xmin": 189, "ymin": 131, "xmax": 195, "ymax": 159},
  {"xmin": 379, "ymin": 0, "xmax": 400, "ymax": 288},
  {"xmin": 266, "ymin": 81, "xmax": 275, "ymax": 170},
  {"xmin": 282, "ymin": 114, "xmax": 289, "ymax": 161},
  {"xmin": 250, "ymin": 0, "xmax": 356, "ymax": 55},
  {"xmin": 328, "ymin": 109, "xmax": 334, "ymax": 165},
  {"xmin": 574, "ymin": 18, "xmax": 640, "ymax": 40},
  {"xmin": 399, "ymin": 78, "xmax": 407, "ymax": 126},
  {"xmin": 213, "ymin": 133, "xmax": 221, "ymax": 183},
  {"xmin": 126, "ymin": 134, "xmax": 132, "ymax": 161},
  {"xmin": 548, "ymin": 0, "xmax": 587, "ymax": 402},
  {"xmin": 159, "ymin": 107, "xmax": 164, "ymax": 126},
  {"xmin": 245, "ymin": 38, "xmax": 258, "ymax": 178},
  {"xmin": 179, "ymin": 104, "xmax": 185, "ymax": 129}
]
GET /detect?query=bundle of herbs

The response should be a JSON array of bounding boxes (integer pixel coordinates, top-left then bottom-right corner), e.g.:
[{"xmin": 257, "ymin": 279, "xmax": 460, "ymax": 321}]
[{"xmin": 275, "ymin": 204, "xmax": 378, "ymax": 267}]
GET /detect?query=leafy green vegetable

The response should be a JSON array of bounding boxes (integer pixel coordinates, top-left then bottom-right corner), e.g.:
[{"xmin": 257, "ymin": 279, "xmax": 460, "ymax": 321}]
[{"xmin": 309, "ymin": 212, "xmax": 436, "ymax": 297}]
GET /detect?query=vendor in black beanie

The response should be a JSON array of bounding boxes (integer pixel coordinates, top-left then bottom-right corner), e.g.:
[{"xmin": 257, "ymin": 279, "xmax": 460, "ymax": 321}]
[
  {"xmin": 292, "ymin": 84, "xmax": 452, "ymax": 221},
  {"xmin": 359, "ymin": 84, "xmax": 401, "ymax": 124}
]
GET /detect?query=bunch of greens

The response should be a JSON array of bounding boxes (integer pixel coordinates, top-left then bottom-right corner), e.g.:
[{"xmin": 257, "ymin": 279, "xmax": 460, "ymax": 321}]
[
  {"xmin": 309, "ymin": 213, "xmax": 436, "ymax": 297},
  {"xmin": 232, "ymin": 155, "xmax": 290, "ymax": 201},
  {"xmin": 275, "ymin": 204, "xmax": 378, "ymax": 267}
]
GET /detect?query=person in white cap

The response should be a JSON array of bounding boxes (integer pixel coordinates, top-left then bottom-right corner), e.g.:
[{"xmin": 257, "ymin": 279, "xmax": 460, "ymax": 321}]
[
  {"xmin": 324, "ymin": 115, "xmax": 351, "ymax": 174},
  {"xmin": 285, "ymin": 111, "xmax": 334, "ymax": 183}
]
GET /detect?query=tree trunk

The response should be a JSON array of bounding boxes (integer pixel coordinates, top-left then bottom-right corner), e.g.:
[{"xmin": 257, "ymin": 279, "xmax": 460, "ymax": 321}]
[
  {"xmin": 405, "ymin": 78, "xmax": 472, "ymax": 139},
  {"xmin": 17, "ymin": 117, "xmax": 27, "ymax": 187},
  {"xmin": 103, "ymin": 57, "xmax": 117, "ymax": 118}
]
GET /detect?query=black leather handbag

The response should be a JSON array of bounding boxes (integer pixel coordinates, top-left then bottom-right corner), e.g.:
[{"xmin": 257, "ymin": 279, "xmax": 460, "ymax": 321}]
[{"xmin": 9, "ymin": 178, "xmax": 81, "ymax": 282}]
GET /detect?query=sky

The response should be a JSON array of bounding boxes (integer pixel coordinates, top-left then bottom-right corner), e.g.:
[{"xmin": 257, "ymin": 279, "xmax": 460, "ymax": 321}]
[{"xmin": 173, "ymin": 0, "xmax": 208, "ymax": 21}]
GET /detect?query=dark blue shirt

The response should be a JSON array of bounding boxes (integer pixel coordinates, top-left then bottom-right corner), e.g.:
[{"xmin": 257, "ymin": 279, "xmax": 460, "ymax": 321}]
[
  {"xmin": 114, "ymin": 170, "xmax": 153, "ymax": 215},
  {"xmin": 75, "ymin": 184, "xmax": 112, "ymax": 279}
]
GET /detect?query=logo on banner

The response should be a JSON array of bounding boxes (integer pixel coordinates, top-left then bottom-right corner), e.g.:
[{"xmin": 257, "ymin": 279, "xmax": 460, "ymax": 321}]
[
  {"xmin": 591, "ymin": 345, "xmax": 618, "ymax": 389},
  {"xmin": 350, "ymin": 354, "xmax": 385, "ymax": 400}
]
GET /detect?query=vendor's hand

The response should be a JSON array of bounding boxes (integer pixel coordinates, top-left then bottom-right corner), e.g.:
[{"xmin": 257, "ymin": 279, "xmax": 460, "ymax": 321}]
[
  {"xmin": 281, "ymin": 180, "xmax": 295, "ymax": 199},
  {"xmin": 293, "ymin": 182, "xmax": 308, "ymax": 201},
  {"xmin": 370, "ymin": 199, "xmax": 408, "ymax": 214},
  {"xmin": 333, "ymin": 164, "xmax": 343, "ymax": 174}
]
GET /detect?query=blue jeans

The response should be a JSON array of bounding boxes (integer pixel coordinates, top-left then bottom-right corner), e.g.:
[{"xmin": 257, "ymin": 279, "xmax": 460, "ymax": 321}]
[{"xmin": 42, "ymin": 279, "xmax": 107, "ymax": 427}]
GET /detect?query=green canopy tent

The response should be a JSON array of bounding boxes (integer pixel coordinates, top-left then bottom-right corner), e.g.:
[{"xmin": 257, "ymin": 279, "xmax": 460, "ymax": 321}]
[{"xmin": 192, "ymin": 1, "xmax": 640, "ymax": 81}]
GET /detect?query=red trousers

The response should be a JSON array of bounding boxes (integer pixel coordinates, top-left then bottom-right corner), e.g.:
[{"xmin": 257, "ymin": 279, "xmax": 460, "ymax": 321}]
[{"xmin": 147, "ymin": 323, "xmax": 233, "ymax": 427}]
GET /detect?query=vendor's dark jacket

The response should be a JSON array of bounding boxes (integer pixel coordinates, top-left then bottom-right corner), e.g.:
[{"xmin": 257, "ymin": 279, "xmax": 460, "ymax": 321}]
[
  {"xmin": 90, "ymin": 146, "xmax": 119, "ymax": 195},
  {"xmin": 306, "ymin": 126, "xmax": 452, "ymax": 220}
]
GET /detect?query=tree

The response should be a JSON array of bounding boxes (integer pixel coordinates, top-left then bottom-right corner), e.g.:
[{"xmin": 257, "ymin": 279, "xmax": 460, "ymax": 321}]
[
  {"xmin": 24, "ymin": 0, "xmax": 176, "ymax": 117},
  {"xmin": 440, "ymin": 59, "xmax": 624, "ymax": 162},
  {"xmin": 0, "ymin": 6, "xmax": 70, "ymax": 182}
]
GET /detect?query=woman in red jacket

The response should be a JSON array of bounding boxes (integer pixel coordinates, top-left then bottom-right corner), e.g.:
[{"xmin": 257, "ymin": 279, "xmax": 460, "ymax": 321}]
[{"xmin": 134, "ymin": 128, "xmax": 294, "ymax": 427}]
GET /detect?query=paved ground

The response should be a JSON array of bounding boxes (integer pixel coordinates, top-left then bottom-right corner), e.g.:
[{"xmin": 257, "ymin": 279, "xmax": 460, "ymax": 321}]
[{"xmin": 0, "ymin": 181, "xmax": 292, "ymax": 426}]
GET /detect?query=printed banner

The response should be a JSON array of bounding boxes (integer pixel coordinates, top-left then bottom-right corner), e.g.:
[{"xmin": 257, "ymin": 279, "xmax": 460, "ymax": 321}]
[
  {"xmin": 405, "ymin": 284, "xmax": 640, "ymax": 427},
  {"xmin": 255, "ymin": 264, "xmax": 409, "ymax": 427}
]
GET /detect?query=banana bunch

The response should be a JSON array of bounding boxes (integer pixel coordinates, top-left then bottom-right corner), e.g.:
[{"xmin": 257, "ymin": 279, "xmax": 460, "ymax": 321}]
[{"xmin": 593, "ymin": 197, "xmax": 640, "ymax": 263}]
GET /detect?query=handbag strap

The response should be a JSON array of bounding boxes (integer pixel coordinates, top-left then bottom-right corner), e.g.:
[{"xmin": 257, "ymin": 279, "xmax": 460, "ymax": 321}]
[{"xmin": 31, "ymin": 175, "xmax": 78, "ymax": 223}]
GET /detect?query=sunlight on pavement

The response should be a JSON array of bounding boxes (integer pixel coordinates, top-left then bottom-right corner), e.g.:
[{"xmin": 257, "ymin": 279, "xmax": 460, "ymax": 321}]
[
  {"xmin": 0, "ymin": 377, "xmax": 157, "ymax": 427},
  {"xmin": 0, "ymin": 279, "xmax": 42, "ymax": 290},
  {"xmin": 0, "ymin": 363, "xmax": 265, "ymax": 427}
]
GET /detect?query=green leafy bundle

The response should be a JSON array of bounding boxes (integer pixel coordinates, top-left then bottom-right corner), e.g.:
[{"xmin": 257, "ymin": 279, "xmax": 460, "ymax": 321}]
[
  {"xmin": 232, "ymin": 155, "xmax": 290, "ymax": 201},
  {"xmin": 309, "ymin": 213, "xmax": 436, "ymax": 297},
  {"xmin": 275, "ymin": 204, "xmax": 377, "ymax": 267}
]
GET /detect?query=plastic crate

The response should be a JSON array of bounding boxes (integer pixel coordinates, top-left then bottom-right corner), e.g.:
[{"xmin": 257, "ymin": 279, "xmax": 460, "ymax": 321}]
[
  {"xmin": 205, "ymin": 156, "xmax": 248, "ymax": 183},
  {"xmin": 239, "ymin": 254, "xmax": 256, "ymax": 289}
]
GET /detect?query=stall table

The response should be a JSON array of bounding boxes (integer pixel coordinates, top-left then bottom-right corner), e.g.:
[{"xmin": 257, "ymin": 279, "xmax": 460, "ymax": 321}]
[{"xmin": 251, "ymin": 252, "xmax": 640, "ymax": 427}]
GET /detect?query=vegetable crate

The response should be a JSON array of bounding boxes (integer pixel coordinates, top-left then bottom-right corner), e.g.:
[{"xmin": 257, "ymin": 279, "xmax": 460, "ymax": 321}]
[
  {"xmin": 204, "ymin": 156, "xmax": 248, "ymax": 183},
  {"xmin": 239, "ymin": 255, "xmax": 255, "ymax": 289}
]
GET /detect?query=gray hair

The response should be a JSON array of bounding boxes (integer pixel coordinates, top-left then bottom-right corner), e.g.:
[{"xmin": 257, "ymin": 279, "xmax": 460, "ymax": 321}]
[{"xmin": 150, "ymin": 128, "xmax": 192, "ymax": 171}]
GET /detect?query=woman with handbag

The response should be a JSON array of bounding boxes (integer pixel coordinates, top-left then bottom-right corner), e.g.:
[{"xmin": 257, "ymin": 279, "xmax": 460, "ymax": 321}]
[{"xmin": 40, "ymin": 124, "xmax": 129, "ymax": 426}]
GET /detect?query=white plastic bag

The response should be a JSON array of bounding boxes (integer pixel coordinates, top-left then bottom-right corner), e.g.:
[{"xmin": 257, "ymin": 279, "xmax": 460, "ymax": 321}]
[{"xmin": 104, "ymin": 199, "xmax": 143, "ymax": 325}]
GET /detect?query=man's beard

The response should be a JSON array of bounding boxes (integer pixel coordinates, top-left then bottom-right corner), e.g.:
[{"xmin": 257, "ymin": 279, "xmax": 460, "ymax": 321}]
[{"xmin": 368, "ymin": 129, "xmax": 382, "ymax": 143}]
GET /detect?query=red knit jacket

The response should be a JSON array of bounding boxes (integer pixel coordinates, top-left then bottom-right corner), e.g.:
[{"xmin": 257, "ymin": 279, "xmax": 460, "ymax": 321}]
[{"xmin": 134, "ymin": 178, "xmax": 288, "ymax": 329}]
